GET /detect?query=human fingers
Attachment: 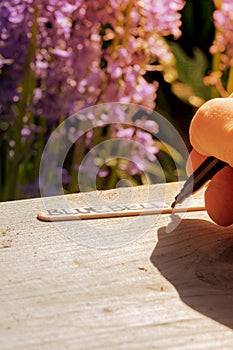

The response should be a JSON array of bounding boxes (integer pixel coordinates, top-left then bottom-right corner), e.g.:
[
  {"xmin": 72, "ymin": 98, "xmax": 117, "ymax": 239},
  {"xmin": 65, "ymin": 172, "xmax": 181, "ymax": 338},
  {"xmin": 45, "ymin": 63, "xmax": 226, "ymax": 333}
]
[
  {"xmin": 187, "ymin": 150, "xmax": 233, "ymax": 226},
  {"xmin": 189, "ymin": 98, "xmax": 233, "ymax": 167},
  {"xmin": 186, "ymin": 149, "xmax": 207, "ymax": 175},
  {"xmin": 204, "ymin": 165, "xmax": 233, "ymax": 226}
]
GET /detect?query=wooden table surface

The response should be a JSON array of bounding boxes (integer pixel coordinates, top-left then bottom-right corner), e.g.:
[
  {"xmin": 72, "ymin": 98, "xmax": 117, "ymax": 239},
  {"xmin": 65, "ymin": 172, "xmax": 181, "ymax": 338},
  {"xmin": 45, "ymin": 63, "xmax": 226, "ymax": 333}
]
[{"xmin": 0, "ymin": 182, "xmax": 233, "ymax": 350}]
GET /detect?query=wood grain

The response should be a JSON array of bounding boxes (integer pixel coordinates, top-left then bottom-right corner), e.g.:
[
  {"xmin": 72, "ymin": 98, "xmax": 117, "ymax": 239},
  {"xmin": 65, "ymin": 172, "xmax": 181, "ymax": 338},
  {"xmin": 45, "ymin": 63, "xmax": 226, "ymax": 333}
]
[{"xmin": 0, "ymin": 182, "xmax": 233, "ymax": 350}]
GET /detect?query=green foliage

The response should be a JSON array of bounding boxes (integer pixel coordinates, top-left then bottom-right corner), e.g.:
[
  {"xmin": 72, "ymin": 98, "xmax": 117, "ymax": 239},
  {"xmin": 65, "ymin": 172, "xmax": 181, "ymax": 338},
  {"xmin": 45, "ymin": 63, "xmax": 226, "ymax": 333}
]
[{"xmin": 170, "ymin": 42, "xmax": 211, "ymax": 103}]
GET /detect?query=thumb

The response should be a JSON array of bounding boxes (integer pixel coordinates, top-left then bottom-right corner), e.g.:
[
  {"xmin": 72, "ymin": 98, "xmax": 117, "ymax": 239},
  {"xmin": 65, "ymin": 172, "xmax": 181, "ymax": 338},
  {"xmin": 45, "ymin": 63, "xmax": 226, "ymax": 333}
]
[{"xmin": 189, "ymin": 97, "xmax": 233, "ymax": 167}]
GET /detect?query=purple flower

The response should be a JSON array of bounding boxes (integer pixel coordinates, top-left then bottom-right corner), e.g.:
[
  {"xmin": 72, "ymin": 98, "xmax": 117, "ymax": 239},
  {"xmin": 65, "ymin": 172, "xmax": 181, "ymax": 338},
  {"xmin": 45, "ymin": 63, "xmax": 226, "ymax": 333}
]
[
  {"xmin": 0, "ymin": 0, "xmax": 185, "ymax": 121},
  {"xmin": 135, "ymin": 118, "xmax": 159, "ymax": 134},
  {"xmin": 0, "ymin": 1, "xmax": 185, "ymax": 198},
  {"xmin": 77, "ymin": 154, "xmax": 107, "ymax": 180},
  {"xmin": 210, "ymin": 0, "xmax": 233, "ymax": 69}
]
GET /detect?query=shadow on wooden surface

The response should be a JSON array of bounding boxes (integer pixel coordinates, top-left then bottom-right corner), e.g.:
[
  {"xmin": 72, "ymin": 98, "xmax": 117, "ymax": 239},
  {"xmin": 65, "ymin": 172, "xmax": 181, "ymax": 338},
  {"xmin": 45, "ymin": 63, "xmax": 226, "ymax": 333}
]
[{"xmin": 150, "ymin": 218, "xmax": 233, "ymax": 329}]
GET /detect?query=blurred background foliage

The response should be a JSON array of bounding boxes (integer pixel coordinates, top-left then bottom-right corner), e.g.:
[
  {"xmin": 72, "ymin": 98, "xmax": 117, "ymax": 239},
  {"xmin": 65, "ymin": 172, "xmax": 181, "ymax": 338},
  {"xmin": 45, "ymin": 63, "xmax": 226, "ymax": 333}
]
[
  {"xmin": 0, "ymin": 0, "xmax": 229, "ymax": 200},
  {"xmin": 155, "ymin": 0, "xmax": 215, "ymax": 148}
]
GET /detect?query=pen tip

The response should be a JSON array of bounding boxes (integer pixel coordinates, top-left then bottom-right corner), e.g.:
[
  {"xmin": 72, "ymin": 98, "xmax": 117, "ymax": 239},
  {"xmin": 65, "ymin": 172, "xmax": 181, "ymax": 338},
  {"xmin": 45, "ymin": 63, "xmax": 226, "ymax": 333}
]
[{"xmin": 171, "ymin": 200, "xmax": 176, "ymax": 209}]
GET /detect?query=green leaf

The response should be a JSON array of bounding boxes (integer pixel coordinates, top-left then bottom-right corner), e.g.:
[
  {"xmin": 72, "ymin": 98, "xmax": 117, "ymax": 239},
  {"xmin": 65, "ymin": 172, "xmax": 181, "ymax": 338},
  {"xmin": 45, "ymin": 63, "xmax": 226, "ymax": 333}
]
[{"xmin": 170, "ymin": 42, "xmax": 211, "ymax": 103}]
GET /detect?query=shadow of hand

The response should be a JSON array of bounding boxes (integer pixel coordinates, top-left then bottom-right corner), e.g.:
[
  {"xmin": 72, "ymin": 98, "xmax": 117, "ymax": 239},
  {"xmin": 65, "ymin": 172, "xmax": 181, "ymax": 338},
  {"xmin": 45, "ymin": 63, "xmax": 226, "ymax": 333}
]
[{"xmin": 150, "ymin": 218, "xmax": 233, "ymax": 329}]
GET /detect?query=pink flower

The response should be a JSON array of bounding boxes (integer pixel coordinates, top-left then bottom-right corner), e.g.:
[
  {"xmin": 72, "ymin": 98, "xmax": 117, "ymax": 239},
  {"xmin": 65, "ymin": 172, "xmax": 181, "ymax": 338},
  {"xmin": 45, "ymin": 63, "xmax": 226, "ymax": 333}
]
[
  {"xmin": 0, "ymin": 0, "xmax": 185, "ymax": 119},
  {"xmin": 210, "ymin": 0, "xmax": 233, "ymax": 69}
]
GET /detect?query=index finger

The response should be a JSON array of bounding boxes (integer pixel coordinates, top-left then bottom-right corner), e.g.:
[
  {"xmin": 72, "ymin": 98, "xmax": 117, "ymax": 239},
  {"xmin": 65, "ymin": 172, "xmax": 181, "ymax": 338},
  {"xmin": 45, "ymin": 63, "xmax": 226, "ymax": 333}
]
[{"xmin": 187, "ymin": 150, "xmax": 233, "ymax": 226}]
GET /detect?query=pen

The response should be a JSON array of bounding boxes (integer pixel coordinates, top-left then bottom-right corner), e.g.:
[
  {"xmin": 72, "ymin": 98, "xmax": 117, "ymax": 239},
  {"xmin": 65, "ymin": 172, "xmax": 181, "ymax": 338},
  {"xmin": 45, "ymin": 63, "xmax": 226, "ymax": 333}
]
[{"xmin": 171, "ymin": 156, "xmax": 227, "ymax": 208}]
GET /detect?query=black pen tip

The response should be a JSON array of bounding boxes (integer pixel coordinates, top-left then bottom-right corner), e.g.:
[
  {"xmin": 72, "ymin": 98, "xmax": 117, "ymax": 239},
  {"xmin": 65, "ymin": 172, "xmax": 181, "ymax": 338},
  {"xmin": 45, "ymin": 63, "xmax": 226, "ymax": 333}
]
[{"xmin": 171, "ymin": 200, "xmax": 176, "ymax": 209}]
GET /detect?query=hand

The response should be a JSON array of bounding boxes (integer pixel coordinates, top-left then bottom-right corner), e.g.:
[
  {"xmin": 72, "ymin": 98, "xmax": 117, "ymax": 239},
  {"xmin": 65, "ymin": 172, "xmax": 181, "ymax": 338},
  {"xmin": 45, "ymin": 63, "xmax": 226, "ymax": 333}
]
[{"xmin": 187, "ymin": 97, "xmax": 233, "ymax": 226}]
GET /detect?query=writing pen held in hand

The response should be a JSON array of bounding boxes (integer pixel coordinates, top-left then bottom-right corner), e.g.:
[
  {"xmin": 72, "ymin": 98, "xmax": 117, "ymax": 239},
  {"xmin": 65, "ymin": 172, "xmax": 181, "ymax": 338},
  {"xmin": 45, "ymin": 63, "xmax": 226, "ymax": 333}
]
[{"xmin": 171, "ymin": 156, "xmax": 227, "ymax": 208}]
